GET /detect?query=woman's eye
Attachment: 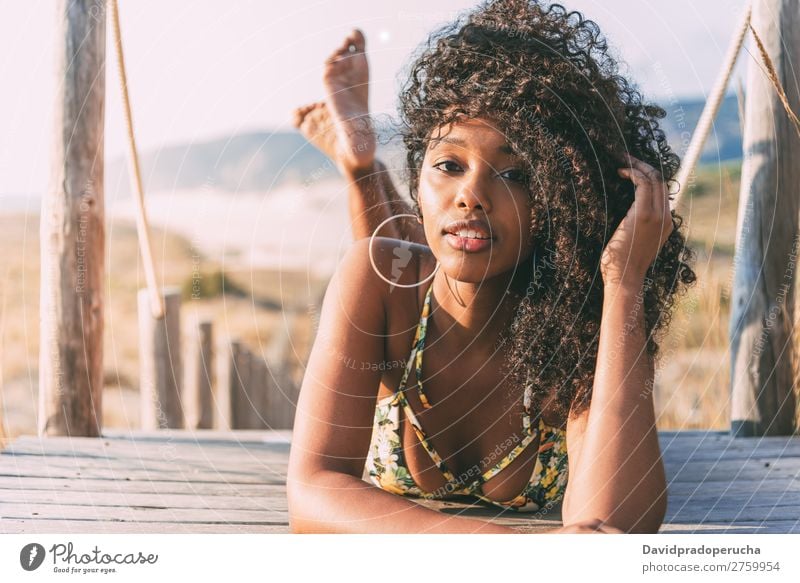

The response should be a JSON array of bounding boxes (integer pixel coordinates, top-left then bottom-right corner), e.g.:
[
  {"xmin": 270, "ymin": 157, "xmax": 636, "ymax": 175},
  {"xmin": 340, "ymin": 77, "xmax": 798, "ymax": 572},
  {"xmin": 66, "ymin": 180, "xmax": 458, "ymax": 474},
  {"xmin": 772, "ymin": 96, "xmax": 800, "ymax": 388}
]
[
  {"xmin": 433, "ymin": 160, "xmax": 462, "ymax": 173},
  {"xmin": 500, "ymin": 168, "xmax": 526, "ymax": 182}
]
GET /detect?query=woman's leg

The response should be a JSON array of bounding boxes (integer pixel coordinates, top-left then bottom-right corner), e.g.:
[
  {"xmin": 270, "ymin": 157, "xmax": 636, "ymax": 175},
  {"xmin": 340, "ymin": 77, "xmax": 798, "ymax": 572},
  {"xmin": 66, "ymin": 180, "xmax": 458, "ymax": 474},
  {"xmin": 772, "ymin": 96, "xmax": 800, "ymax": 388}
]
[{"xmin": 292, "ymin": 29, "xmax": 425, "ymax": 245}]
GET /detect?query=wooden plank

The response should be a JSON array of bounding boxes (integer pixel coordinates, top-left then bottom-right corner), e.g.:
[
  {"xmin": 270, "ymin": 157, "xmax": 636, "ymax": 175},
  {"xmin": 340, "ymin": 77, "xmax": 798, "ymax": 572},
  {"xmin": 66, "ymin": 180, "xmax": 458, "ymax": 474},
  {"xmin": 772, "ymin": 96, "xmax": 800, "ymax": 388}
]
[
  {"xmin": 663, "ymin": 458, "xmax": 800, "ymax": 474},
  {"xmin": 0, "ymin": 488, "xmax": 286, "ymax": 510},
  {"xmin": 0, "ymin": 502, "xmax": 287, "ymax": 524},
  {"xmin": 659, "ymin": 521, "xmax": 800, "ymax": 534},
  {"xmin": 3, "ymin": 438, "xmax": 291, "ymax": 459},
  {"xmin": 666, "ymin": 493, "xmax": 800, "ymax": 509},
  {"xmin": 0, "ymin": 476, "xmax": 287, "ymax": 497},
  {"xmin": 666, "ymin": 503, "xmax": 800, "ymax": 522},
  {"xmin": 0, "ymin": 457, "xmax": 289, "ymax": 478},
  {"xmin": 0, "ymin": 464, "xmax": 286, "ymax": 484},
  {"xmin": 1, "ymin": 519, "xmax": 288, "ymax": 534},
  {"xmin": 1, "ymin": 441, "xmax": 289, "ymax": 462},
  {"xmin": 101, "ymin": 428, "xmax": 292, "ymax": 443},
  {"xmin": 660, "ymin": 436, "xmax": 800, "ymax": 451},
  {"xmin": 662, "ymin": 448, "xmax": 800, "ymax": 461},
  {"xmin": 666, "ymin": 480, "xmax": 800, "ymax": 496}
]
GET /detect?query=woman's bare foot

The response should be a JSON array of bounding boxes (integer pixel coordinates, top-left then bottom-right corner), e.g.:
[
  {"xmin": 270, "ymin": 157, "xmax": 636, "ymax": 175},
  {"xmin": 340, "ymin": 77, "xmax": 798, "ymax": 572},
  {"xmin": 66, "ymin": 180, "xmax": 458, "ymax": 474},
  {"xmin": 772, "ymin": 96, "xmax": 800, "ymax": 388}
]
[
  {"xmin": 319, "ymin": 28, "xmax": 376, "ymax": 173},
  {"xmin": 293, "ymin": 101, "xmax": 339, "ymax": 164}
]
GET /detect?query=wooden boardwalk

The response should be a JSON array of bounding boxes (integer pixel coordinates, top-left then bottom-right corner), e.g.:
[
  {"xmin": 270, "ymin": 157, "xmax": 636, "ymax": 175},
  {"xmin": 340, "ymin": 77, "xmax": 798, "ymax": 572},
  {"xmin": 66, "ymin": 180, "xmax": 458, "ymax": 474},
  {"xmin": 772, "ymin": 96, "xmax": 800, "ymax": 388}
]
[{"xmin": 1, "ymin": 429, "xmax": 799, "ymax": 534}]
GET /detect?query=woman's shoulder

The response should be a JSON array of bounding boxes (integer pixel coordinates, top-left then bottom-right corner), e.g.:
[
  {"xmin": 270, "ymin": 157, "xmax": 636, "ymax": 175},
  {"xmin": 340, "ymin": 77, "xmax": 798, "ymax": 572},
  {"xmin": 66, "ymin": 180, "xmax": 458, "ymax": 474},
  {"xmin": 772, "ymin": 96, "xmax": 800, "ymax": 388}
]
[{"xmin": 336, "ymin": 236, "xmax": 434, "ymax": 309}]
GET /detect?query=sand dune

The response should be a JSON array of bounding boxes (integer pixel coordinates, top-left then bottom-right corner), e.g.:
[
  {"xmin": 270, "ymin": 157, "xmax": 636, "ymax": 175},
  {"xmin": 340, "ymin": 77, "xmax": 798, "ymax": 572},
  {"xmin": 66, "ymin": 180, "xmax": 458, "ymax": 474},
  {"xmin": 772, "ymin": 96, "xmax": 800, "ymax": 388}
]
[{"xmin": 108, "ymin": 178, "xmax": 353, "ymax": 279}]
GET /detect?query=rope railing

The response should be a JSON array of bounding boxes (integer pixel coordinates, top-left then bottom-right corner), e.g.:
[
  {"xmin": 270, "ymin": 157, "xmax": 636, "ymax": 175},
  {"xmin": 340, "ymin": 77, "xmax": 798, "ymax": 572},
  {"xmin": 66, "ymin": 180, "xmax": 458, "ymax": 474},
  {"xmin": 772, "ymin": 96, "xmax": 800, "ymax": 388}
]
[
  {"xmin": 109, "ymin": 0, "xmax": 165, "ymax": 319},
  {"xmin": 672, "ymin": 2, "xmax": 751, "ymax": 210}
]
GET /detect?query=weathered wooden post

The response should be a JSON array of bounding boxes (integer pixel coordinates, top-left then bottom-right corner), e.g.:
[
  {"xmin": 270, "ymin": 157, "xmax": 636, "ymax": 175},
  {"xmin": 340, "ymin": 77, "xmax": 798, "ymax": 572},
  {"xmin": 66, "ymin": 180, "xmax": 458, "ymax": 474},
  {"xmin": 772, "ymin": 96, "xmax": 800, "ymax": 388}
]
[
  {"xmin": 244, "ymin": 346, "xmax": 272, "ymax": 429},
  {"xmin": 249, "ymin": 351, "xmax": 269, "ymax": 430},
  {"xmin": 138, "ymin": 287, "xmax": 183, "ymax": 429},
  {"xmin": 215, "ymin": 337, "xmax": 240, "ymax": 430},
  {"xmin": 730, "ymin": 0, "xmax": 800, "ymax": 436},
  {"xmin": 39, "ymin": 0, "xmax": 106, "ymax": 437},
  {"xmin": 215, "ymin": 340, "xmax": 230, "ymax": 430},
  {"xmin": 183, "ymin": 318, "xmax": 214, "ymax": 429},
  {"xmin": 264, "ymin": 315, "xmax": 299, "ymax": 429}
]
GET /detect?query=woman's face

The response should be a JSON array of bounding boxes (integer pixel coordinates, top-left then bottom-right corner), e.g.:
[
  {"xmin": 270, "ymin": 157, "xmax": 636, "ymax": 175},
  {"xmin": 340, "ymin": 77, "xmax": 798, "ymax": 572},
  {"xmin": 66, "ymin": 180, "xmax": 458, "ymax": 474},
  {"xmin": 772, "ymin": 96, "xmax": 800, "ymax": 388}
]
[{"xmin": 418, "ymin": 116, "xmax": 534, "ymax": 283}]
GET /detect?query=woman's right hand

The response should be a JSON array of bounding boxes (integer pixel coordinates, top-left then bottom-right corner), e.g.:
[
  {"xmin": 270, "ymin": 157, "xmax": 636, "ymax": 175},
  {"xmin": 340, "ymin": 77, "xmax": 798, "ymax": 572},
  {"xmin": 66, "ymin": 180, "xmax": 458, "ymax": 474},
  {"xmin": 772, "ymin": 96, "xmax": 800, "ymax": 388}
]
[{"xmin": 553, "ymin": 518, "xmax": 624, "ymax": 534}]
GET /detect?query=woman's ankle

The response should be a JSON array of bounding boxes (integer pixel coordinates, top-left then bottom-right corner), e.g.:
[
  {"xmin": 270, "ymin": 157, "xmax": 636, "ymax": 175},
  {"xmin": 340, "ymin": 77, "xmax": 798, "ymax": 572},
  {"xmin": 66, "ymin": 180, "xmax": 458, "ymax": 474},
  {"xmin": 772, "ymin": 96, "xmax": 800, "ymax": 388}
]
[{"xmin": 341, "ymin": 159, "xmax": 379, "ymax": 180}]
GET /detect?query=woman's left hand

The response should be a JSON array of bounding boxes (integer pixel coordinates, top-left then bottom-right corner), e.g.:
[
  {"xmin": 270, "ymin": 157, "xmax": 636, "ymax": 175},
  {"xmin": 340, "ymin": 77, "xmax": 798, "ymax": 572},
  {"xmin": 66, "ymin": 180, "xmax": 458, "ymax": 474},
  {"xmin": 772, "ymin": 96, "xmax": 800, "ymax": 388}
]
[{"xmin": 600, "ymin": 154, "xmax": 674, "ymax": 289}]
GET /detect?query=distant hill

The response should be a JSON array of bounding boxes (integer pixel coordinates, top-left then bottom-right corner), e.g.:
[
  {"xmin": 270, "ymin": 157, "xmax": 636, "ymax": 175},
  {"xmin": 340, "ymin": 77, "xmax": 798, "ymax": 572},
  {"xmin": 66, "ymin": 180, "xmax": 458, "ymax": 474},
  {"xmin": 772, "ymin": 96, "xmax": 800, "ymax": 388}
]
[
  {"xmin": 660, "ymin": 93, "xmax": 743, "ymax": 163},
  {"xmin": 106, "ymin": 131, "xmax": 341, "ymax": 197},
  {"xmin": 107, "ymin": 95, "xmax": 742, "ymax": 197}
]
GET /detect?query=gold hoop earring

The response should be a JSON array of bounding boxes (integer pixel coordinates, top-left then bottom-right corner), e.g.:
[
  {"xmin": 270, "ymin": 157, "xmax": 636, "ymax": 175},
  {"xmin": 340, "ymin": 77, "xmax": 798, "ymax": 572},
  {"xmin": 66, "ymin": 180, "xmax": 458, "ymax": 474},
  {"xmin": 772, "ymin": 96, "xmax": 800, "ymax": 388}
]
[{"xmin": 369, "ymin": 213, "xmax": 440, "ymax": 288}]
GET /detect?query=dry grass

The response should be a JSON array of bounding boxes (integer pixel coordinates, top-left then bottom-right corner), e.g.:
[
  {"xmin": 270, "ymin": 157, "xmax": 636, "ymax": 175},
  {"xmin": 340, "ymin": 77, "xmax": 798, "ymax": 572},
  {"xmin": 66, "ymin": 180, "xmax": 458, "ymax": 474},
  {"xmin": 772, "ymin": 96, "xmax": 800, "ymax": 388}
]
[
  {"xmin": 0, "ymin": 212, "xmax": 323, "ymax": 440},
  {"xmin": 654, "ymin": 162, "xmax": 741, "ymax": 429}
]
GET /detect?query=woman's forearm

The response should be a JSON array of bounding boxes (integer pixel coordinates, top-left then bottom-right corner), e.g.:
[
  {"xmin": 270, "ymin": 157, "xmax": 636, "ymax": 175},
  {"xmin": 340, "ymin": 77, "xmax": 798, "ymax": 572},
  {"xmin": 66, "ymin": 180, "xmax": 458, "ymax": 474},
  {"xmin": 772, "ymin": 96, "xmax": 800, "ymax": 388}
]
[
  {"xmin": 567, "ymin": 281, "xmax": 667, "ymax": 533},
  {"xmin": 288, "ymin": 470, "xmax": 516, "ymax": 534}
]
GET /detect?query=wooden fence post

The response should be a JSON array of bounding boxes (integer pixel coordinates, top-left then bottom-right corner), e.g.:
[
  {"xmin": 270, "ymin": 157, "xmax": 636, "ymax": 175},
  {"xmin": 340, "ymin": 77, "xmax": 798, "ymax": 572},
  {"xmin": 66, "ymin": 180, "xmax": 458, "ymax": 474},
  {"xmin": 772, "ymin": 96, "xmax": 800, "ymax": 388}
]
[
  {"xmin": 214, "ymin": 337, "xmax": 238, "ymax": 430},
  {"xmin": 39, "ymin": 0, "xmax": 106, "ymax": 437},
  {"xmin": 138, "ymin": 287, "xmax": 183, "ymax": 429},
  {"xmin": 264, "ymin": 314, "xmax": 299, "ymax": 429},
  {"xmin": 183, "ymin": 318, "xmax": 214, "ymax": 429},
  {"xmin": 730, "ymin": 0, "xmax": 800, "ymax": 436},
  {"xmin": 249, "ymin": 351, "xmax": 269, "ymax": 430}
]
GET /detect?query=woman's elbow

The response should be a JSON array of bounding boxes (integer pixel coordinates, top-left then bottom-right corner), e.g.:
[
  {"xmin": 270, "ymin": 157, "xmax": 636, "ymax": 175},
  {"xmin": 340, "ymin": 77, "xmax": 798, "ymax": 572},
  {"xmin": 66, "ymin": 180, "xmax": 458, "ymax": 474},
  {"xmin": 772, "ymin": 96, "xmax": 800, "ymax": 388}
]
[
  {"xmin": 287, "ymin": 485, "xmax": 317, "ymax": 533},
  {"xmin": 286, "ymin": 473, "xmax": 315, "ymax": 533},
  {"xmin": 624, "ymin": 488, "xmax": 668, "ymax": 533},
  {"xmin": 286, "ymin": 470, "xmax": 342, "ymax": 534}
]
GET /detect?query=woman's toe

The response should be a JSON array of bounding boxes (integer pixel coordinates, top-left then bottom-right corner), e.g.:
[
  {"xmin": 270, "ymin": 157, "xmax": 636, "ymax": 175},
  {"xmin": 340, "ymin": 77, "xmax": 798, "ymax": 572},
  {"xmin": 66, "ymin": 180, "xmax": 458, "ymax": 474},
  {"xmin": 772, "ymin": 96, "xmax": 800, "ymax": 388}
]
[{"xmin": 349, "ymin": 28, "xmax": 366, "ymax": 52}]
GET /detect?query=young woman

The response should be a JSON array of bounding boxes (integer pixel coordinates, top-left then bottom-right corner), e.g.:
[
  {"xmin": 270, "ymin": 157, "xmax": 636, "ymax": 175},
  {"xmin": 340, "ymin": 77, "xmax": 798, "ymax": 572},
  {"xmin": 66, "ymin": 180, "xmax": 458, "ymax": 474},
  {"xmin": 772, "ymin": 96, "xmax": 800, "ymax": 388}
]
[{"xmin": 287, "ymin": 0, "xmax": 696, "ymax": 534}]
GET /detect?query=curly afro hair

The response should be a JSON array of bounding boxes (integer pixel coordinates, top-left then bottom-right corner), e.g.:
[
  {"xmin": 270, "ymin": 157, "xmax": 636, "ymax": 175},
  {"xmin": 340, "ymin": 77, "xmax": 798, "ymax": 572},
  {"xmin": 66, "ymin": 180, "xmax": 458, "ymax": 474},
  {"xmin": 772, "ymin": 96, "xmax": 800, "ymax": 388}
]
[{"xmin": 396, "ymin": 0, "xmax": 697, "ymax": 421}]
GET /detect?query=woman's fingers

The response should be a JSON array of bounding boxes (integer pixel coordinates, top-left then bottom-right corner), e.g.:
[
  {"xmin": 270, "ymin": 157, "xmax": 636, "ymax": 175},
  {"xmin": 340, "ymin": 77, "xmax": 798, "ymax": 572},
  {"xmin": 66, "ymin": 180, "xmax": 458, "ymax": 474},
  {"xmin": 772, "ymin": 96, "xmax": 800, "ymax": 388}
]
[
  {"xmin": 622, "ymin": 154, "xmax": 668, "ymax": 215},
  {"xmin": 597, "ymin": 522, "xmax": 625, "ymax": 534},
  {"xmin": 555, "ymin": 518, "xmax": 624, "ymax": 534},
  {"xmin": 617, "ymin": 166, "xmax": 652, "ymax": 216}
]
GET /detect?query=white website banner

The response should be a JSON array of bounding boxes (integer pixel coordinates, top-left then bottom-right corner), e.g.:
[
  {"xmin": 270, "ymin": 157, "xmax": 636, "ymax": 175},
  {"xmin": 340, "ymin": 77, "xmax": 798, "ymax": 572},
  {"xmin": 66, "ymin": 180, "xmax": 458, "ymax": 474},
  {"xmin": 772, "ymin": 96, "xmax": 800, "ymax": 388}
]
[{"xmin": 1, "ymin": 534, "xmax": 799, "ymax": 582}]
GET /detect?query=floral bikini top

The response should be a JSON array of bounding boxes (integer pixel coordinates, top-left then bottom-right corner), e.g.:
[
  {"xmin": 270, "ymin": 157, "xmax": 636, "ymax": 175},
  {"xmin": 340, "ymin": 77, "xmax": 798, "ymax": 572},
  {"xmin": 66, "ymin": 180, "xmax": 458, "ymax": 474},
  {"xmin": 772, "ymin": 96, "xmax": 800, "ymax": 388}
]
[{"xmin": 364, "ymin": 281, "xmax": 569, "ymax": 513}]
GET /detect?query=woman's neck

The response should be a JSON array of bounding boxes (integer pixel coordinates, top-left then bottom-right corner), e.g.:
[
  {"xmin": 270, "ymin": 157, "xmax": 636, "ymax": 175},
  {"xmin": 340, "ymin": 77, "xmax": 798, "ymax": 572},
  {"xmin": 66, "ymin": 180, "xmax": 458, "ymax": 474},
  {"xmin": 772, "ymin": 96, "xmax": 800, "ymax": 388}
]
[{"xmin": 429, "ymin": 266, "xmax": 528, "ymax": 355}]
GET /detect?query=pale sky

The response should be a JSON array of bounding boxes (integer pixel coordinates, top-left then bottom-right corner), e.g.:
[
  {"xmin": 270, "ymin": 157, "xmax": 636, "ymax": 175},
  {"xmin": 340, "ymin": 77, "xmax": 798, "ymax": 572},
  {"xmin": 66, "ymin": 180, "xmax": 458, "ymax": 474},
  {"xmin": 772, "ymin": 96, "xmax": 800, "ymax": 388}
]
[{"xmin": 1, "ymin": 0, "xmax": 749, "ymax": 195}]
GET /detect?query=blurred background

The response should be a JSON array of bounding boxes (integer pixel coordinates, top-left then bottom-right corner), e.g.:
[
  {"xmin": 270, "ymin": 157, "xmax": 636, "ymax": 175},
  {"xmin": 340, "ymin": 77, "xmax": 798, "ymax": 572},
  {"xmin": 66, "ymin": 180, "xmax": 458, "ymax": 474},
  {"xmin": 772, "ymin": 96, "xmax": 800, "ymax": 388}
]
[{"xmin": 0, "ymin": 0, "xmax": 755, "ymax": 439}]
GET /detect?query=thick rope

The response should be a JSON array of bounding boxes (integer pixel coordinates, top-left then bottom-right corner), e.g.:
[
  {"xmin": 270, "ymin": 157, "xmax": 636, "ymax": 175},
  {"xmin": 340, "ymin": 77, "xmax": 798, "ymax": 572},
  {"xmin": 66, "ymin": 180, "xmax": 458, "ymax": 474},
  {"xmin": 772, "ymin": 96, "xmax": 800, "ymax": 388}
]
[
  {"xmin": 672, "ymin": 2, "xmax": 751, "ymax": 209},
  {"xmin": 109, "ymin": 0, "xmax": 165, "ymax": 319}
]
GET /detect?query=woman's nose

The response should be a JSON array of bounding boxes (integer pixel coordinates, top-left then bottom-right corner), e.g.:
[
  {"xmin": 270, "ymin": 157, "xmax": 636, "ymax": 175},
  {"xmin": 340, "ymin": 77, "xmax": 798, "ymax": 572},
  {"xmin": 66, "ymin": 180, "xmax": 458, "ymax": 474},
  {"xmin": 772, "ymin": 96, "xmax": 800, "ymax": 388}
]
[{"xmin": 453, "ymin": 173, "xmax": 492, "ymax": 212}]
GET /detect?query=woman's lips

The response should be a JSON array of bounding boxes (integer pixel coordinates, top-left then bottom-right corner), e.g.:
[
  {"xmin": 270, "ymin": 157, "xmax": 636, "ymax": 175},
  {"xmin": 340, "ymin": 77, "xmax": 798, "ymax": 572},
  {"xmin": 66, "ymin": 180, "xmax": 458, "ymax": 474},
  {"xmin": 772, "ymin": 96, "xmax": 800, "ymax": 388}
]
[{"xmin": 444, "ymin": 233, "xmax": 493, "ymax": 252}]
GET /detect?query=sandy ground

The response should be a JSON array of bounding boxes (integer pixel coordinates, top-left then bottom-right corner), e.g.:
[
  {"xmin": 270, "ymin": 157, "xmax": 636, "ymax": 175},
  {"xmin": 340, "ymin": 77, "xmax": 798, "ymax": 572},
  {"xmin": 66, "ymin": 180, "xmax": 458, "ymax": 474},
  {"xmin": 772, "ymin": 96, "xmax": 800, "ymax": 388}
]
[{"xmin": 107, "ymin": 178, "xmax": 353, "ymax": 279}]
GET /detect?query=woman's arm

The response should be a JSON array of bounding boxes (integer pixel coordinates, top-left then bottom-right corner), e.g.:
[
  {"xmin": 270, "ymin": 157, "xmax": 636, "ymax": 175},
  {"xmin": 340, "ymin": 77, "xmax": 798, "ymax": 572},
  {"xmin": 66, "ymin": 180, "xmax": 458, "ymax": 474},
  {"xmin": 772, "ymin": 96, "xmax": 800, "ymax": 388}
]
[
  {"xmin": 562, "ymin": 155, "xmax": 674, "ymax": 533},
  {"xmin": 344, "ymin": 161, "xmax": 426, "ymax": 244},
  {"xmin": 286, "ymin": 237, "xmax": 514, "ymax": 534},
  {"xmin": 562, "ymin": 282, "xmax": 666, "ymax": 533}
]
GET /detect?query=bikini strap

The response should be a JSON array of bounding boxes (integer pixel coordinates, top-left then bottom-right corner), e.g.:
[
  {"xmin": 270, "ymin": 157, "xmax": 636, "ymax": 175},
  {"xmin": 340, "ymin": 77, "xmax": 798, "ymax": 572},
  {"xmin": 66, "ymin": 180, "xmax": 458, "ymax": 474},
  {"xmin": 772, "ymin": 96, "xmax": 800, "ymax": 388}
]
[
  {"xmin": 405, "ymin": 279, "xmax": 534, "ymax": 423},
  {"xmin": 395, "ymin": 280, "xmax": 435, "ymax": 408},
  {"xmin": 412, "ymin": 280, "xmax": 435, "ymax": 408},
  {"xmin": 523, "ymin": 376, "xmax": 535, "ymax": 432}
]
